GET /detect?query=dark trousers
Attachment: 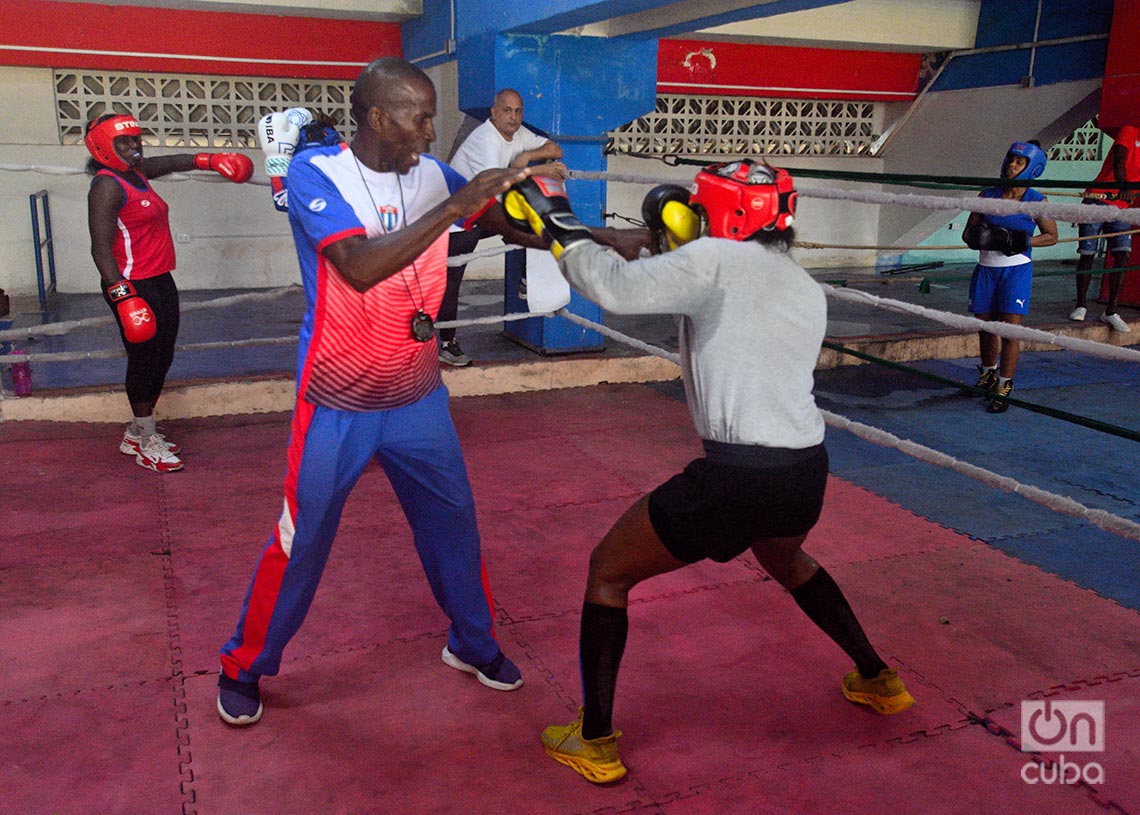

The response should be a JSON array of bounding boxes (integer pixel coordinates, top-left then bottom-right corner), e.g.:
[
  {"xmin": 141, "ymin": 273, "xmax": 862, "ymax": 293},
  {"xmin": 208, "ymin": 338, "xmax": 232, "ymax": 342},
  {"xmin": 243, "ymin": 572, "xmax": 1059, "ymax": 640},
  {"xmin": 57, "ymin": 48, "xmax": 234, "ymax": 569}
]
[{"xmin": 440, "ymin": 227, "xmax": 483, "ymax": 343}]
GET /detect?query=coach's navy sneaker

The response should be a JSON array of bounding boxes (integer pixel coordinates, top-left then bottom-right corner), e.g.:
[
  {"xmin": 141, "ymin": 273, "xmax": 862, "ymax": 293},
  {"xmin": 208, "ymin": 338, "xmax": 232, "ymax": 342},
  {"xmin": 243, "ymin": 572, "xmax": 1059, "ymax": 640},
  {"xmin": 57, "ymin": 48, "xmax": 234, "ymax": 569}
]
[
  {"xmin": 441, "ymin": 646, "xmax": 523, "ymax": 691},
  {"xmin": 217, "ymin": 672, "xmax": 263, "ymax": 726}
]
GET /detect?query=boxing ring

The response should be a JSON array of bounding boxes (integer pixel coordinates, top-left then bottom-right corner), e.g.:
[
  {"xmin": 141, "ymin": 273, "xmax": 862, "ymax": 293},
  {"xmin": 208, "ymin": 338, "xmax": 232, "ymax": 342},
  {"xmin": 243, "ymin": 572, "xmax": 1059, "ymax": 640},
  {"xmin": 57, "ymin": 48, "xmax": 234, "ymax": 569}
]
[{"xmin": 2, "ymin": 163, "xmax": 1139, "ymax": 815}]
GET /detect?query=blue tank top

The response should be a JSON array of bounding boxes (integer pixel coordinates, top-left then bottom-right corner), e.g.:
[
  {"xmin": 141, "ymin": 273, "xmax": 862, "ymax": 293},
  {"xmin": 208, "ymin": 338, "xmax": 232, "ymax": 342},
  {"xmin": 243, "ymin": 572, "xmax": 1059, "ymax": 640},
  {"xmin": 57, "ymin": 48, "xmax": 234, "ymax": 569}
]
[{"xmin": 981, "ymin": 187, "xmax": 1044, "ymax": 257}]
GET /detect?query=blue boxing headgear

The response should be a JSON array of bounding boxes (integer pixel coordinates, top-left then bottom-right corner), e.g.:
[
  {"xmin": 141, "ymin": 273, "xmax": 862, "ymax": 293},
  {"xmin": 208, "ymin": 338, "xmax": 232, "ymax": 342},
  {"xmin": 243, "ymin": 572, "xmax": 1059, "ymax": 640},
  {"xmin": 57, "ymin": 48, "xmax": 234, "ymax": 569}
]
[
  {"xmin": 1002, "ymin": 142, "xmax": 1047, "ymax": 181},
  {"xmin": 296, "ymin": 122, "xmax": 343, "ymax": 155}
]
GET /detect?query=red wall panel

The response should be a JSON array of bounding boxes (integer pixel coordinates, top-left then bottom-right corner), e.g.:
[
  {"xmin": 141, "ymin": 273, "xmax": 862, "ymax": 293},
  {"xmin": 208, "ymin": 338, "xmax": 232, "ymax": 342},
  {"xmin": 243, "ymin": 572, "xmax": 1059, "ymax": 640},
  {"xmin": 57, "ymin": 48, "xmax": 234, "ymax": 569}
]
[
  {"xmin": 1099, "ymin": 0, "xmax": 1140, "ymax": 128},
  {"xmin": 657, "ymin": 39, "xmax": 921, "ymax": 101},
  {"xmin": 0, "ymin": 0, "xmax": 400, "ymax": 79}
]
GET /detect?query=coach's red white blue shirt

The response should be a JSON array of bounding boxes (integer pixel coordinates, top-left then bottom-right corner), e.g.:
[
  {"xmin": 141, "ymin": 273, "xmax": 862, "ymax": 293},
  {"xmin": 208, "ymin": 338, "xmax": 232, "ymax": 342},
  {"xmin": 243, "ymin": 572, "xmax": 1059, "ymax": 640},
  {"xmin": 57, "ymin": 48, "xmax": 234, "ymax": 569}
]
[{"xmin": 286, "ymin": 147, "xmax": 467, "ymax": 411}]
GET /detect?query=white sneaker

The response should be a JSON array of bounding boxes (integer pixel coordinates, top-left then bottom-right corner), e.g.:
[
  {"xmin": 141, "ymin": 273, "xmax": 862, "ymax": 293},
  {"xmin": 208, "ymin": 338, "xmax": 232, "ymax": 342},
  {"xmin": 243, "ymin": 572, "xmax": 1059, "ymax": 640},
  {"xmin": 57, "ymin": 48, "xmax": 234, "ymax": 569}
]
[
  {"xmin": 136, "ymin": 434, "xmax": 184, "ymax": 473},
  {"xmin": 1068, "ymin": 306, "xmax": 1086, "ymax": 321},
  {"xmin": 120, "ymin": 427, "xmax": 181, "ymax": 456},
  {"xmin": 1100, "ymin": 312, "xmax": 1132, "ymax": 333}
]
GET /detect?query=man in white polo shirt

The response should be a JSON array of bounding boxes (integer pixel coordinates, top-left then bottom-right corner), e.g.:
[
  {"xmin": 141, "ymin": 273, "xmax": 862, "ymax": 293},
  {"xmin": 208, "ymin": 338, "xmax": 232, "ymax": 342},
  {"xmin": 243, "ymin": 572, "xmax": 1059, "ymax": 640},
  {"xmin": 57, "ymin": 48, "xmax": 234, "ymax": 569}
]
[{"xmin": 440, "ymin": 89, "xmax": 566, "ymax": 365}]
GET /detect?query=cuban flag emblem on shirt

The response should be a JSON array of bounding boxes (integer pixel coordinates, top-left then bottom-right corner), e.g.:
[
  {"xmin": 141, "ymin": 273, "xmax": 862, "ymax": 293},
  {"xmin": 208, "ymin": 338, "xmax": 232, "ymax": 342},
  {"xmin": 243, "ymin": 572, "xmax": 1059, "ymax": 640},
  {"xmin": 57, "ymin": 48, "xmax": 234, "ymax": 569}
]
[{"xmin": 378, "ymin": 205, "xmax": 399, "ymax": 232}]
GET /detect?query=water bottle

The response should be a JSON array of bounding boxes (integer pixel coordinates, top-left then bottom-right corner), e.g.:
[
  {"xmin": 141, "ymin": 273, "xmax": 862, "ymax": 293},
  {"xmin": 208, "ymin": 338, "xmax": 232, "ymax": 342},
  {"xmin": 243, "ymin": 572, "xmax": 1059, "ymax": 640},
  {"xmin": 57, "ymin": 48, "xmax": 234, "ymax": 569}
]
[{"xmin": 10, "ymin": 349, "xmax": 32, "ymax": 397}]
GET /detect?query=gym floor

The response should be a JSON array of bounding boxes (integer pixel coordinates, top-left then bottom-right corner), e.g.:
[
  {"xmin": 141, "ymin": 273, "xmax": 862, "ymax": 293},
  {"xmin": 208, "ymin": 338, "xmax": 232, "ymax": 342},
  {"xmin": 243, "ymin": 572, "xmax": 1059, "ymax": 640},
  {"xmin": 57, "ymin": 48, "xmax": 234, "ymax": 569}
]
[{"xmin": 1, "ymin": 260, "xmax": 1138, "ymax": 814}]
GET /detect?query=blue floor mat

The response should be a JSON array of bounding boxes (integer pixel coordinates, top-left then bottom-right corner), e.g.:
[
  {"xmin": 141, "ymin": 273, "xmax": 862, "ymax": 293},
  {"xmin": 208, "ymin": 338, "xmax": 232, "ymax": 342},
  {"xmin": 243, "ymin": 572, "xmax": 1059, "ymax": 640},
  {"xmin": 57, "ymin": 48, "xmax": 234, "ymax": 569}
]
[{"xmin": 816, "ymin": 349, "xmax": 1140, "ymax": 609}]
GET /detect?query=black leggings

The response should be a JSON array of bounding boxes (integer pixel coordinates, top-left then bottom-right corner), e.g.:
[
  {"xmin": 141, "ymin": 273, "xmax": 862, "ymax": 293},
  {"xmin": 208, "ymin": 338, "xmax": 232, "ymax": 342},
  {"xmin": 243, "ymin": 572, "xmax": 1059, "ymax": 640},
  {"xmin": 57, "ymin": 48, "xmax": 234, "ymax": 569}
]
[{"xmin": 103, "ymin": 273, "xmax": 180, "ymax": 406}]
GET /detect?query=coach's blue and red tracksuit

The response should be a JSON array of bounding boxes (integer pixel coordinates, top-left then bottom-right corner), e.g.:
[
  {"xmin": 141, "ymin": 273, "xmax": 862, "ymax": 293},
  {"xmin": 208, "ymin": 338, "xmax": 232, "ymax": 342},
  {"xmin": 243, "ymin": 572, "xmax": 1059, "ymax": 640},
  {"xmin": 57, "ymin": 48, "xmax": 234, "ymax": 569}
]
[{"xmin": 220, "ymin": 146, "xmax": 499, "ymax": 681}]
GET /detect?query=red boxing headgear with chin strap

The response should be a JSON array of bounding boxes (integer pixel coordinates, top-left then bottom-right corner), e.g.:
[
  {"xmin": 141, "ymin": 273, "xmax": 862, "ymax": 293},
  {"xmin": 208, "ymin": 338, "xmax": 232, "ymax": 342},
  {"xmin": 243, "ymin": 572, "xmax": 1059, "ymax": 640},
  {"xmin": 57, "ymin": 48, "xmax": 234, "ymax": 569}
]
[
  {"xmin": 690, "ymin": 159, "xmax": 797, "ymax": 239},
  {"xmin": 85, "ymin": 115, "xmax": 142, "ymax": 171}
]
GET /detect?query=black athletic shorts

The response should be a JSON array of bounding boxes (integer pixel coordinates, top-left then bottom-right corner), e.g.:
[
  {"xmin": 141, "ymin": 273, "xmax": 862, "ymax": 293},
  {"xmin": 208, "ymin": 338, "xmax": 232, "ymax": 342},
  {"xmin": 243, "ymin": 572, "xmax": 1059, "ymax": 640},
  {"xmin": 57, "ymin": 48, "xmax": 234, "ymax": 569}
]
[{"xmin": 647, "ymin": 440, "xmax": 828, "ymax": 564}]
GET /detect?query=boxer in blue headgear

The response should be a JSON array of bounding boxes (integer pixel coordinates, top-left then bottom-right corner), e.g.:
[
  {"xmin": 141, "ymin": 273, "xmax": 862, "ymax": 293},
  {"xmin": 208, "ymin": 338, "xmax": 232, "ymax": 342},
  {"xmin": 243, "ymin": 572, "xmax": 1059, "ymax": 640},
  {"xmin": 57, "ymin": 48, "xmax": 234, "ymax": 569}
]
[
  {"xmin": 1001, "ymin": 141, "xmax": 1047, "ymax": 182},
  {"xmin": 962, "ymin": 141, "xmax": 1058, "ymax": 412}
]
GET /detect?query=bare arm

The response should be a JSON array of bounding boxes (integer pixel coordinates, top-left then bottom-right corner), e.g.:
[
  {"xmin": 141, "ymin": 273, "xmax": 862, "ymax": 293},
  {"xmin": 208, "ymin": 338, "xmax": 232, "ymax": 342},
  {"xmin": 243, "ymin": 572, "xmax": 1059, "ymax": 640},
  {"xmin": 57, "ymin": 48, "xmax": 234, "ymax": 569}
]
[
  {"xmin": 508, "ymin": 140, "xmax": 563, "ymax": 169},
  {"xmin": 1112, "ymin": 143, "xmax": 1134, "ymax": 204},
  {"xmin": 323, "ymin": 166, "xmax": 530, "ymax": 293},
  {"xmin": 140, "ymin": 154, "xmax": 198, "ymax": 179},
  {"xmin": 590, "ymin": 226, "xmax": 651, "ymax": 260},
  {"xmin": 1033, "ymin": 207, "xmax": 1058, "ymax": 247},
  {"xmin": 87, "ymin": 176, "xmax": 127, "ymax": 287}
]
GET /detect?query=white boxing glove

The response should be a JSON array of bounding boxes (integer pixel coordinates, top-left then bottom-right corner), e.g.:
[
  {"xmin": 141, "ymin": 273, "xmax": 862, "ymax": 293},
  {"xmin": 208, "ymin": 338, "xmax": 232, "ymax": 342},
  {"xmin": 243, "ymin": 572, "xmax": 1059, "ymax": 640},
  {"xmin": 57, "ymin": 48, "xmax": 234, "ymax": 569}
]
[
  {"xmin": 284, "ymin": 107, "xmax": 314, "ymax": 129},
  {"xmin": 257, "ymin": 108, "xmax": 312, "ymax": 177}
]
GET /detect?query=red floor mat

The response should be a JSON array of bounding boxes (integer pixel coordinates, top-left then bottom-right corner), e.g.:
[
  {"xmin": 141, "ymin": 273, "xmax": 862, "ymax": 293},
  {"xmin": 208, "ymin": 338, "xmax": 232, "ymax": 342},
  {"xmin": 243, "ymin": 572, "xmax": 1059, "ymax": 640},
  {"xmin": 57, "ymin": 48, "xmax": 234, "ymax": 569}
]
[
  {"xmin": 3, "ymin": 383, "xmax": 1138, "ymax": 815},
  {"xmin": 0, "ymin": 680, "xmax": 183, "ymax": 815}
]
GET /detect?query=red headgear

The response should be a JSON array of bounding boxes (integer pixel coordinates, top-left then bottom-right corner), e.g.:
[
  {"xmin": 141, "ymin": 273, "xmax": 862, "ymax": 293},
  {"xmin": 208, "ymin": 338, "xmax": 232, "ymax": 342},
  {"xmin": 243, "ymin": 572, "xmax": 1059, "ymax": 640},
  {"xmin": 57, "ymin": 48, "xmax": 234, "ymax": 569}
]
[
  {"xmin": 690, "ymin": 160, "xmax": 797, "ymax": 239},
  {"xmin": 84, "ymin": 115, "xmax": 142, "ymax": 171}
]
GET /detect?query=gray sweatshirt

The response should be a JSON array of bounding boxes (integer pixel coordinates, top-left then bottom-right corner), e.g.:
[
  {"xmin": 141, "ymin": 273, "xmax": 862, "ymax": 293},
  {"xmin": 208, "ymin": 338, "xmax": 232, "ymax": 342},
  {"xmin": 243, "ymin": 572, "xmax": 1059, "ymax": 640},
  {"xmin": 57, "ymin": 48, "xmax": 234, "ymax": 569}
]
[{"xmin": 560, "ymin": 238, "xmax": 826, "ymax": 449}]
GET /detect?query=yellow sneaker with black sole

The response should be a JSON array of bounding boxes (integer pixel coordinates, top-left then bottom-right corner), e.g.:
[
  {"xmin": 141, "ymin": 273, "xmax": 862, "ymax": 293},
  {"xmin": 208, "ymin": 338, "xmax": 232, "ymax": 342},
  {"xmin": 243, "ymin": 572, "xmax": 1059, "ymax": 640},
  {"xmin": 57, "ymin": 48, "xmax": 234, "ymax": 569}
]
[
  {"xmin": 541, "ymin": 708, "xmax": 627, "ymax": 783},
  {"xmin": 974, "ymin": 366, "xmax": 998, "ymax": 395},
  {"xmin": 842, "ymin": 667, "xmax": 916, "ymax": 714},
  {"xmin": 986, "ymin": 378, "xmax": 1013, "ymax": 413}
]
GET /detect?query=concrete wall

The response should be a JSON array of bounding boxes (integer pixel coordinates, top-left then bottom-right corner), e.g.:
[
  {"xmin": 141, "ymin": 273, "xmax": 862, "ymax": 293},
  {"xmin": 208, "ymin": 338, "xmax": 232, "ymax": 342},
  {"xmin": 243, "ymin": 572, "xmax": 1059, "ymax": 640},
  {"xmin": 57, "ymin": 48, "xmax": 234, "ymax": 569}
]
[
  {"xmin": 876, "ymin": 79, "xmax": 1102, "ymax": 249},
  {"xmin": 0, "ymin": 65, "xmax": 296, "ymax": 297},
  {"xmin": 0, "ymin": 58, "xmax": 1106, "ymax": 298},
  {"xmin": 0, "ymin": 61, "xmax": 474, "ymax": 298}
]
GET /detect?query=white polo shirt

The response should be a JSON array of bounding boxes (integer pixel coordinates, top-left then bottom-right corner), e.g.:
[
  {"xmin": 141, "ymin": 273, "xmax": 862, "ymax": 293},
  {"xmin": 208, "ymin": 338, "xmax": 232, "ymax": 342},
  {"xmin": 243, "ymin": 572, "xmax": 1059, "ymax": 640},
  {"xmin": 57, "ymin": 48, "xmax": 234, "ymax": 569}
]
[{"xmin": 450, "ymin": 119, "xmax": 551, "ymax": 180}]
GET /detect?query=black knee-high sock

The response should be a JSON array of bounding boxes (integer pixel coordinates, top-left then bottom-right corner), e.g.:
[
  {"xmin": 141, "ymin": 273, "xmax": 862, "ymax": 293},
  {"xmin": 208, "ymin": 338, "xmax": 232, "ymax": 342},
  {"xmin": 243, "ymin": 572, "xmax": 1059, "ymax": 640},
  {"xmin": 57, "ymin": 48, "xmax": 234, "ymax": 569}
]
[
  {"xmin": 579, "ymin": 602, "xmax": 628, "ymax": 740},
  {"xmin": 790, "ymin": 567, "xmax": 888, "ymax": 679}
]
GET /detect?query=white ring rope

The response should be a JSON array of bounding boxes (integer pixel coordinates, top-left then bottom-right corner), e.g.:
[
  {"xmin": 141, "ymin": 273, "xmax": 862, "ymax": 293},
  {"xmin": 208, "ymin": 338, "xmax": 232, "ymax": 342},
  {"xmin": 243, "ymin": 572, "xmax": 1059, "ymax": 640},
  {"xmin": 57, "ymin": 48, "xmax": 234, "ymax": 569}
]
[
  {"xmin": 5, "ymin": 161, "xmax": 1133, "ymax": 222},
  {"xmin": 0, "ymin": 162, "xmax": 271, "ymax": 187},
  {"xmin": 572, "ymin": 170, "xmax": 1140, "ymax": 226},
  {"xmin": 821, "ymin": 410, "xmax": 1140, "ymax": 542},
  {"xmin": 0, "ymin": 308, "xmax": 543, "ymax": 363},
  {"xmin": 447, "ymin": 243, "xmax": 517, "ymax": 267},
  {"xmin": 554, "ymin": 308, "xmax": 1140, "ymax": 544},
  {"xmin": 5, "ymin": 270, "xmax": 1138, "ymax": 365},
  {"xmin": 556, "ymin": 307, "xmax": 681, "ymax": 363},
  {"xmin": 0, "ymin": 286, "xmax": 298, "ymax": 341},
  {"xmin": 823, "ymin": 286, "xmax": 1140, "ymax": 363}
]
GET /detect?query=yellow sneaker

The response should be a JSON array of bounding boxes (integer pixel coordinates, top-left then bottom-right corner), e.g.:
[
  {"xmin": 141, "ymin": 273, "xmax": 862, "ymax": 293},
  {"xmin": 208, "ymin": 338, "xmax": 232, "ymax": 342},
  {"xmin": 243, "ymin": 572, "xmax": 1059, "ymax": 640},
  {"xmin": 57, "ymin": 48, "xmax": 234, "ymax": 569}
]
[
  {"xmin": 541, "ymin": 708, "xmax": 627, "ymax": 783},
  {"xmin": 986, "ymin": 378, "xmax": 1014, "ymax": 413},
  {"xmin": 842, "ymin": 667, "xmax": 916, "ymax": 714},
  {"xmin": 974, "ymin": 366, "xmax": 999, "ymax": 394}
]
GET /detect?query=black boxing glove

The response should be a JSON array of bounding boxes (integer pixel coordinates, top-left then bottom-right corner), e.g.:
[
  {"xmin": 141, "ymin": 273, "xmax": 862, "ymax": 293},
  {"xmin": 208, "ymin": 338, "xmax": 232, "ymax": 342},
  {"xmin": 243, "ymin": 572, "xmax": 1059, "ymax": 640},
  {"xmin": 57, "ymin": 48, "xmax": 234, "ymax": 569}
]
[
  {"xmin": 1003, "ymin": 229, "xmax": 1031, "ymax": 256},
  {"xmin": 963, "ymin": 222, "xmax": 1013, "ymax": 252},
  {"xmin": 503, "ymin": 176, "xmax": 595, "ymax": 260}
]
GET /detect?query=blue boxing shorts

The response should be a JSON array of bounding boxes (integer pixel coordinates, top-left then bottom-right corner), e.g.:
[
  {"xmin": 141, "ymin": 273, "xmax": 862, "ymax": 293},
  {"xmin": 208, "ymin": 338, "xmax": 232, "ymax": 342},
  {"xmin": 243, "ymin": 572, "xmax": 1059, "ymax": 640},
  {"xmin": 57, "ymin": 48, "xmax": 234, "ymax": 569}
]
[
  {"xmin": 647, "ymin": 441, "xmax": 828, "ymax": 564},
  {"xmin": 1078, "ymin": 200, "xmax": 1133, "ymax": 256},
  {"xmin": 968, "ymin": 262, "xmax": 1032, "ymax": 316}
]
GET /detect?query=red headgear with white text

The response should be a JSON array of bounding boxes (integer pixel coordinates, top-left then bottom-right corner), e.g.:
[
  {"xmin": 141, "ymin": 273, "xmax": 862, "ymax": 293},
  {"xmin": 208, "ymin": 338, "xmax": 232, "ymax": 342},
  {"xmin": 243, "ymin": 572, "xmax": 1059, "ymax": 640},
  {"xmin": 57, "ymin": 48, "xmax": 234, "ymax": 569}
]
[
  {"xmin": 690, "ymin": 159, "xmax": 797, "ymax": 239},
  {"xmin": 85, "ymin": 115, "xmax": 142, "ymax": 172}
]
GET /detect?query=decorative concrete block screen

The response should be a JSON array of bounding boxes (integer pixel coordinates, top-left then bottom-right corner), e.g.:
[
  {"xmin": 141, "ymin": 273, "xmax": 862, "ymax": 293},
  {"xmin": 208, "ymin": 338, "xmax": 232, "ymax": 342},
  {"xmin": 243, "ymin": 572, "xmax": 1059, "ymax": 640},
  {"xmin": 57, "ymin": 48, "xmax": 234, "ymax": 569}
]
[
  {"xmin": 607, "ymin": 94, "xmax": 881, "ymax": 158},
  {"xmin": 55, "ymin": 70, "xmax": 354, "ymax": 149}
]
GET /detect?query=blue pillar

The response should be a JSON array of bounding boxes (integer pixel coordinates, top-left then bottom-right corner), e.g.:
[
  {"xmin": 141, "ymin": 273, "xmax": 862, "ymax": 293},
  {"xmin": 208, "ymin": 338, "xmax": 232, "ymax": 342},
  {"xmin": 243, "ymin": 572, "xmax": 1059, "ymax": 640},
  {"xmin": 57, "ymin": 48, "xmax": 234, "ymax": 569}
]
[{"xmin": 482, "ymin": 33, "xmax": 658, "ymax": 352}]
